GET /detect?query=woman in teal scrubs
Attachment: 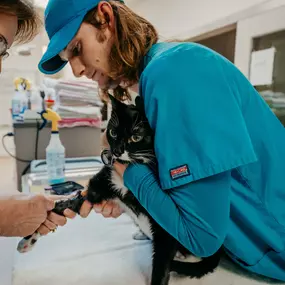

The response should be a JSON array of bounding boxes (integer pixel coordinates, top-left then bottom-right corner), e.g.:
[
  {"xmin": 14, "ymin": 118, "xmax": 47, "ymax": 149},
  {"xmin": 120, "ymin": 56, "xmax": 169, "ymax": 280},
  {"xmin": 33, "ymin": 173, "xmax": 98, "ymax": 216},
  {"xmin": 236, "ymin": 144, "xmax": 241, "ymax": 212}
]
[{"xmin": 39, "ymin": 0, "xmax": 285, "ymax": 281}]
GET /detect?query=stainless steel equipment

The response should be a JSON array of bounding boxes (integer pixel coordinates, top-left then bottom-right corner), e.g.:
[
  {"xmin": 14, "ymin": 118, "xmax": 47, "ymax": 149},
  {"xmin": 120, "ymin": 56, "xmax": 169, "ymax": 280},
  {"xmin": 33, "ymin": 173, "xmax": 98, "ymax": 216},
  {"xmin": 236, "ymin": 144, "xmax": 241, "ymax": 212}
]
[{"xmin": 21, "ymin": 166, "xmax": 103, "ymax": 194}]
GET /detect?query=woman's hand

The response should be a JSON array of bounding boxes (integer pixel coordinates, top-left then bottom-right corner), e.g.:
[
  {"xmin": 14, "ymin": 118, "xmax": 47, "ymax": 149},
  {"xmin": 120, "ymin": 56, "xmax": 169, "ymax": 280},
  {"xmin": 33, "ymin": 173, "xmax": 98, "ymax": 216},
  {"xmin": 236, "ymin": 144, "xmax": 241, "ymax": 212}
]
[
  {"xmin": 80, "ymin": 199, "xmax": 124, "ymax": 219},
  {"xmin": 113, "ymin": 162, "xmax": 128, "ymax": 178},
  {"xmin": 78, "ymin": 162, "xmax": 127, "ymax": 219},
  {"xmin": 79, "ymin": 189, "xmax": 124, "ymax": 219},
  {"xmin": 77, "ymin": 132, "xmax": 126, "ymax": 219}
]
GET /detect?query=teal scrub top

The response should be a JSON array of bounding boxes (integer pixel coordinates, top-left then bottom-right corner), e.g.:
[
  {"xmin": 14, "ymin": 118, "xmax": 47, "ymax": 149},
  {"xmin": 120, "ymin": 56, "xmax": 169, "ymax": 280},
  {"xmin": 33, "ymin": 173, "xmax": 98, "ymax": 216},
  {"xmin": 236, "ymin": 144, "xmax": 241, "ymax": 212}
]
[{"xmin": 123, "ymin": 42, "xmax": 285, "ymax": 281}]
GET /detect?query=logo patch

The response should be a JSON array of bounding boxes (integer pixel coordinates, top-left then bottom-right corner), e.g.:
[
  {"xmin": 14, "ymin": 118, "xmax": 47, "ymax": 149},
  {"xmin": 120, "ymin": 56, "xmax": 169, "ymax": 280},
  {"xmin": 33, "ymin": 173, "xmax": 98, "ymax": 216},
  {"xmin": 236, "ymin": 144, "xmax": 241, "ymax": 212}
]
[{"xmin": 170, "ymin": 165, "xmax": 190, "ymax": 180}]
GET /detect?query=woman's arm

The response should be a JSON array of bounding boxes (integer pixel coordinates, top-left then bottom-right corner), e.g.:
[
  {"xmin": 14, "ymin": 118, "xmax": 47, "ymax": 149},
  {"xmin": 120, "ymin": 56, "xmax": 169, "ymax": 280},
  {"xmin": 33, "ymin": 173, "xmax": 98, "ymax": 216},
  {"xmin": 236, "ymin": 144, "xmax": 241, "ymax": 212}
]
[{"xmin": 115, "ymin": 162, "xmax": 231, "ymax": 257}]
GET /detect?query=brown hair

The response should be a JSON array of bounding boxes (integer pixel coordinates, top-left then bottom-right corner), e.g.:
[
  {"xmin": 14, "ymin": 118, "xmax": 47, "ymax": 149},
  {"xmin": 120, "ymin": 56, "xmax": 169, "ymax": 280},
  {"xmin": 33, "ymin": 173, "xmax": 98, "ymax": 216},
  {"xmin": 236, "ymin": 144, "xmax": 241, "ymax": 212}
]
[
  {"xmin": 83, "ymin": 0, "xmax": 158, "ymax": 101},
  {"xmin": 0, "ymin": 0, "xmax": 41, "ymax": 44}
]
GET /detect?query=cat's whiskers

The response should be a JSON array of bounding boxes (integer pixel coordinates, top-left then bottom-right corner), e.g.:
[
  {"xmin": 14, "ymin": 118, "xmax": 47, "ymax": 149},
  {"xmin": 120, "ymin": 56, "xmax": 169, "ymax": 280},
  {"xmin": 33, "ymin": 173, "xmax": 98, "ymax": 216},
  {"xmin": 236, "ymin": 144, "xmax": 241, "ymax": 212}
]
[
  {"xmin": 133, "ymin": 150, "xmax": 154, "ymax": 155},
  {"xmin": 130, "ymin": 152, "xmax": 156, "ymax": 165},
  {"xmin": 133, "ymin": 149, "xmax": 152, "ymax": 152},
  {"xmin": 132, "ymin": 152, "xmax": 155, "ymax": 158},
  {"xmin": 130, "ymin": 159, "xmax": 140, "ymax": 166},
  {"xmin": 148, "ymin": 159, "xmax": 158, "ymax": 168},
  {"xmin": 132, "ymin": 152, "xmax": 153, "ymax": 156}
]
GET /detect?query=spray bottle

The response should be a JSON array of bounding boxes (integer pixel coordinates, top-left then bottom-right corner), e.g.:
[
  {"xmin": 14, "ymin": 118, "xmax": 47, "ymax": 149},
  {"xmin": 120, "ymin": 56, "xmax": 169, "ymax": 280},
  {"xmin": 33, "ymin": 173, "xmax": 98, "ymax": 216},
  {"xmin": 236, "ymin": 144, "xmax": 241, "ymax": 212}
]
[
  {"xmin": 12, "ymin": 77, "xmax": 28, "ymax": 121},
  {"xmin": 39, "ymin": 108, "xmax": 65, "ymax": 185}
]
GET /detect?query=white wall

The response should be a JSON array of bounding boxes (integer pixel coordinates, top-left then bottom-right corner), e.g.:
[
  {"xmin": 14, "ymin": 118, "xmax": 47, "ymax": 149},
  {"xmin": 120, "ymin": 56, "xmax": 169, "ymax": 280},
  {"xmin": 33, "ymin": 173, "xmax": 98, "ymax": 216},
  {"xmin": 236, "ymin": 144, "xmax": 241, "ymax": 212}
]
[
  {"xmin": 0, "ymin": 7, "xmax": 48, "ymax": 156},
  {"xmin": 127, "ymin": 0, "xmax": 272, "ymax": 39},
  {"xmin": 33, "ymin": 0, "xmax": 277, "ymax": 40},
  {"xmin": 235, "ymin": 3, "xmax": 285, "ymax": 77},
  {"xmin": 34, "ymin": 0, "xmax": 275, "ymax": 40},
  {"xmin": 33, "ymin": 0, "xmax": 48, "ymax": 8}
]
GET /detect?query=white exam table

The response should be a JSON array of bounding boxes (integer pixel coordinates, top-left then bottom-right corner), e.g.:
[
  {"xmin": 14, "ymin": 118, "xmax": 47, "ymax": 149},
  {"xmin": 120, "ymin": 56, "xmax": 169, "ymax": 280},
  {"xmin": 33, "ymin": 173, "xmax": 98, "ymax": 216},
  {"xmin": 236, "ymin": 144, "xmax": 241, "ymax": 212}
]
[
  {"xmin": 11, "ymin": 212, "xmax": 284, "ymax": 285},
  {"xmin": 7, "ymin": 162, "xmax": 285, "ymax": 285}
]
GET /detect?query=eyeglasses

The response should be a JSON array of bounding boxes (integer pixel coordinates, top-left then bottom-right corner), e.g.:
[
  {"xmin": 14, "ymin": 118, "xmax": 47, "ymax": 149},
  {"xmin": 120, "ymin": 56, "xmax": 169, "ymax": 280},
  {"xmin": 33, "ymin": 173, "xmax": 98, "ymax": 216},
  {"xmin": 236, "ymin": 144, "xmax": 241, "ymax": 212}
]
[{"xmin": 0, "ymin": 35, "xmax": 8, "ymax": 58}]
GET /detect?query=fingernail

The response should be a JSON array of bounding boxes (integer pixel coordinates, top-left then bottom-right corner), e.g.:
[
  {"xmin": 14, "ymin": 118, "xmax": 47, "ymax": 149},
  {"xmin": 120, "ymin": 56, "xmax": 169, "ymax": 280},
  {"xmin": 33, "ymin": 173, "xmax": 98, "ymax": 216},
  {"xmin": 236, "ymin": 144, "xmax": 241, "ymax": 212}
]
[
  {"xmin": 64, "ymin": 209, "xmax": 74, "ymax": 216},
  {"xmin": 94, "ymin": 205, "xmax": 101, "ymax": 213},
  {"xmin": 80, "ymin": 211, "xmax": 88, "ymax": 218},
  {"xmin": 103, "ymin": 207, "xmax": 111, "ymax": 215}
]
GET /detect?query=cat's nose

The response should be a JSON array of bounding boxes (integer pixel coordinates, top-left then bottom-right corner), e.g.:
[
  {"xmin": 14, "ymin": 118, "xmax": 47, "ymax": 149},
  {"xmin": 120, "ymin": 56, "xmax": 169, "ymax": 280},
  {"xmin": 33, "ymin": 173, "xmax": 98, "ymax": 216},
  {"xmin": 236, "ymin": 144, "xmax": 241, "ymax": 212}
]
[{"xmin": 113, "ymin": 147, "xmax": 123, "ymax": 157}]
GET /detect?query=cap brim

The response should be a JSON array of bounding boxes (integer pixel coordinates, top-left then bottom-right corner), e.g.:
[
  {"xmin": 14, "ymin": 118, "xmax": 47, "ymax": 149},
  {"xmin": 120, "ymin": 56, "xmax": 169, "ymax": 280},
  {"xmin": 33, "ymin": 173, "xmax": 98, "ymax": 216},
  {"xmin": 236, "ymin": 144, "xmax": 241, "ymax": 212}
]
[{"xmin": 38, "ymin": 12, "xmax": 86, "ymax": 75}]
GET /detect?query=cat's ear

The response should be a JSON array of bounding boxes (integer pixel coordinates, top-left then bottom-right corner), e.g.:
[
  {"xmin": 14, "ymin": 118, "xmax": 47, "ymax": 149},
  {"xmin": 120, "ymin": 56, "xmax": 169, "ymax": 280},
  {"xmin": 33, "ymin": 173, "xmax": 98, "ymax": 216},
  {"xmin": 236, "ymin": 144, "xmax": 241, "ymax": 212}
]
[
  {"xmin": 108, "ymin": 93, "xmax": 125, "ymax": 109},
  {"xmin": 108, "ymin": 93, "xmax": 119, "ymax": 108}
]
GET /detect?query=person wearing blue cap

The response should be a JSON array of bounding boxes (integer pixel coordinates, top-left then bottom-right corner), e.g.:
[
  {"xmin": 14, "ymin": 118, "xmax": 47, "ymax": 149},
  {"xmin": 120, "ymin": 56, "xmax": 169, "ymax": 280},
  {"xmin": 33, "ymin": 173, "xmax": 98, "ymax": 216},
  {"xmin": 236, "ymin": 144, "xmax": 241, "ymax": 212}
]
[{"xmin": 39, "ymin": 0, "xmax": 285, "ymax": 281}]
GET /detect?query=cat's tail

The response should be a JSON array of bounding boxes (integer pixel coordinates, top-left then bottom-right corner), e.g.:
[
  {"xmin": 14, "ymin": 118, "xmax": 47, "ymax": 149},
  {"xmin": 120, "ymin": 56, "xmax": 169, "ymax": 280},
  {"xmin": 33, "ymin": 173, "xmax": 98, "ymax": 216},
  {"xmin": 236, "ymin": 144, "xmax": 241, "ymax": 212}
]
[{"xmin": 170, "ymin": 249, "xmax": 221, "ymax": 279}]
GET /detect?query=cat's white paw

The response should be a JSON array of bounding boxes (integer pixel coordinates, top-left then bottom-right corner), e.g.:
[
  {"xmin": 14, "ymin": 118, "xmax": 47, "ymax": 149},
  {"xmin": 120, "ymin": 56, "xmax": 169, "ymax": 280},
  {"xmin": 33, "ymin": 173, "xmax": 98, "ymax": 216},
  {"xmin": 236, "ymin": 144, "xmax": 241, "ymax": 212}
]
[
  {"xmin": 132, "ymin": 231, "xmax": 149, "ymax": 241},
  {"xmin": 17, "ymin": 232, "xmax": 40, "ymax": 253}
]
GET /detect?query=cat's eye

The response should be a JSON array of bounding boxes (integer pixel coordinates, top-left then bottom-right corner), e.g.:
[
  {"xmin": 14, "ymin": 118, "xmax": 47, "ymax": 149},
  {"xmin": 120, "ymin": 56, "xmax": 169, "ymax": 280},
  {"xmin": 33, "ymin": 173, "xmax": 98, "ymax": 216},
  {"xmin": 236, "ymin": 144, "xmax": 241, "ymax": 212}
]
[
  {"xmin": 109, "ymin": 129, "xmax": 117, "ymax": 139},
  {"xmin": 131, "ymin": 135, "xmax": 143, "ymax": 143}
]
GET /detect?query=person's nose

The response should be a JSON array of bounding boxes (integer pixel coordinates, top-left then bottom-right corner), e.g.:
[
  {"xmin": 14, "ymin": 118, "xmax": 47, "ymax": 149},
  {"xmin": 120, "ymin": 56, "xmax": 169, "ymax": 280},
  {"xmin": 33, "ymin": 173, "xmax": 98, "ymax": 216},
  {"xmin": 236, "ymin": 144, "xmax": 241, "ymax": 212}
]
[{"xmin": 69, "ymin": 57, "xmax": 85, "ymax": 78}]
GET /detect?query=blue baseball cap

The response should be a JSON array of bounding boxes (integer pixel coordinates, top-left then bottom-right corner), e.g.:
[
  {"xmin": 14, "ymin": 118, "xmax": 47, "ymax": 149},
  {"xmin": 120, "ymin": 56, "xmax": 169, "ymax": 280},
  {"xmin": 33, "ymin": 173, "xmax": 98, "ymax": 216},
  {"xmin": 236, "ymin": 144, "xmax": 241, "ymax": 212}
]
[{"xmin": 38, "ymin": 0, "xmax": 124, "ymax": 75}]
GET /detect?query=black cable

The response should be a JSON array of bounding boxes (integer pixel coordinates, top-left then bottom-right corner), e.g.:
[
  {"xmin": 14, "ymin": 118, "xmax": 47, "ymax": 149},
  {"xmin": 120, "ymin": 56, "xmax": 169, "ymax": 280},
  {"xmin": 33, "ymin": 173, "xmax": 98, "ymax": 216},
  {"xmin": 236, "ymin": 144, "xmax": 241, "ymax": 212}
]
[
  {"xmin": 21, "ymin": 163, "xmax": 31, "ymax": 176},
  {"xmin": 35, "ymin": 120, "xmax": 40, "ymax": 160}
]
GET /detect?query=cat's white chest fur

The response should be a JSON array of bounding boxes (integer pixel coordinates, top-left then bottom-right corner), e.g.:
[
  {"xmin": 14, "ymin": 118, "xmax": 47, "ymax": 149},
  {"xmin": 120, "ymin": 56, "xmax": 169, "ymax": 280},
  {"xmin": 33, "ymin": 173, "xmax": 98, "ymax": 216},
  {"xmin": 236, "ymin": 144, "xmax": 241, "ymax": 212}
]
[
  {"xmin": 117, "ymin": 201, "xmax": 153, "ymax": 240},
  {"xmin": 111, "ymin": 170, "xmax": 129, "ymax": 196},
  {"xmin": 111, "ymin": 170, "xmax": 153, "ymax": 240}
]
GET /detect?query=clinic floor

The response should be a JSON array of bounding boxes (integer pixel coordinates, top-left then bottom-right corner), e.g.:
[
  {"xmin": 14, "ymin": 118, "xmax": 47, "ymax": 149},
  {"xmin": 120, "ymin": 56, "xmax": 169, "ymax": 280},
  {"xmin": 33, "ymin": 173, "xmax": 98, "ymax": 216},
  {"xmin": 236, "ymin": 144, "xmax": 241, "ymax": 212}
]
[
  {"xmin": 0, "ymin": 157, "xmax": 17, "ymax": 194},
  {"xmin": 0, "ymin": 157, "xmax": 19, "ymax": 285}
]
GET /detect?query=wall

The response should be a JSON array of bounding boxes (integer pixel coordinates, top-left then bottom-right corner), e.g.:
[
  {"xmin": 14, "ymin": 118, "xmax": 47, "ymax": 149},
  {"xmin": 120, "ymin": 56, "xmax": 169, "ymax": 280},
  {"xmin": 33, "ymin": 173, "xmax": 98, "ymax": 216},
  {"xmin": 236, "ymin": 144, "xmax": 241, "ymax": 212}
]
[
  {"xmin": 0, "ymin": 7, "xmax": 48, "ymax": 157},
  {"xmin": 127, "ymin": 0, "xmax": 272, "ymax": 39},
  {"xmin": 33, "ymin": 0, "xmax": 48, "ymax": 8},
  {"xmin": 234, "ymin": 1, "xmax": 285, "ymax": 77},
  {"xmin": 196, "ymin": 28, "xmax": 237, "ymax": 62}
]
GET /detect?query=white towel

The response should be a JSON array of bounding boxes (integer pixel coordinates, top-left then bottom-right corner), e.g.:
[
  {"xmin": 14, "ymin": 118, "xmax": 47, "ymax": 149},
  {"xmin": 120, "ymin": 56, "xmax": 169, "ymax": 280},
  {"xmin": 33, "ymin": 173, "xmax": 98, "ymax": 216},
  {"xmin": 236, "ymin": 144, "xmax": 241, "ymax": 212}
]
[{"xmin": 12, "ymin": 213, "xmax": 284, "ymax": 285}]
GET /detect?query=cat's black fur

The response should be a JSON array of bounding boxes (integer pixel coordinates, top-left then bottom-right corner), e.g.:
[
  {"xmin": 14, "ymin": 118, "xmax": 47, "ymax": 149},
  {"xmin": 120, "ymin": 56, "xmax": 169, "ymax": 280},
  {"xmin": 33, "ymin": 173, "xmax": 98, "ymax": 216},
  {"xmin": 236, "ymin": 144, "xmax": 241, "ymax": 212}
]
[
  {"xmin": 85, "ymin": 94, "xmax": 221, "ymax": 285},
  {"xmin": 18, "ymin": 93, "xmax": 221, "ymax": 280}
]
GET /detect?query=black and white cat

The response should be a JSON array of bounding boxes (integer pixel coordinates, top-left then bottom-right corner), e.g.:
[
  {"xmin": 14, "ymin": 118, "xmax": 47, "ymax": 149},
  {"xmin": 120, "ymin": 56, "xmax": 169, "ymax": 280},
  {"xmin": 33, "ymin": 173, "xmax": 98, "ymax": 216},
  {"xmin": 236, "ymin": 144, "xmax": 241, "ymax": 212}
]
[
  {"xmin": 17, "ymin": 94, "xmax": 221, "ymax": 285},
  {"xmin": 85, "ymin": 94, "xmax": 221, "ymax": 285}
]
